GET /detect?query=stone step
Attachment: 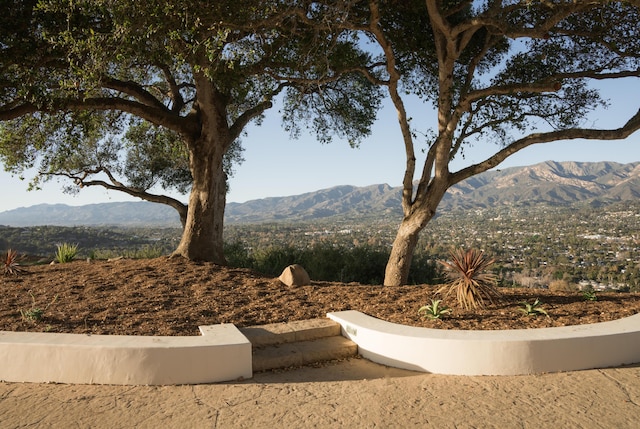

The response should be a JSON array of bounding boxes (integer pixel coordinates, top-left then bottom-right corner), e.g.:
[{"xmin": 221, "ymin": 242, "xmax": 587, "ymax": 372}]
[
  {"xmin": 240, "ymin": 318, "xmax": 342, "ymax": 348},
  {"xmin": 250, "ymin": 335, "xmax": 358, "ymax": 372},
  {"xmin": 240, "ymin": 318, "xmax": 358, "ymax": 372}
]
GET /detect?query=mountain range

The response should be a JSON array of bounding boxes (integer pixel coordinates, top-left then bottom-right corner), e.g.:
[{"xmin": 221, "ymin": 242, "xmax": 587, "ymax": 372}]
[{"xmin": 1, "ymin": 160, "xmax": 639, "ymax": 227}]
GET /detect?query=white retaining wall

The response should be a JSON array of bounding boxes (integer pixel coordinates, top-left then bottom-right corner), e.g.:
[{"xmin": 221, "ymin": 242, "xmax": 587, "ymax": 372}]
[
  {"xmin": 327, "ymin": 310, "xmax": 640, "ymax": 375},
  {"xmin": 0, "ymin": 324, "xmax": 251, "ymax": 385}
]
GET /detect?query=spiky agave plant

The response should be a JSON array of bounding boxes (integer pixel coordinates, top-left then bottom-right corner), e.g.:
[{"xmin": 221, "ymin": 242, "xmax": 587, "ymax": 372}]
[
  {"xmin": 3, "ymin": 249, "xmax": 25, "ymax": 275},
  {"xmin": 418, "ymin": 299, "xmax": 452, "ymax": 320},
  {"xmin": 436, "ymin": 248, "xmax": 501, "ymax": 310}
]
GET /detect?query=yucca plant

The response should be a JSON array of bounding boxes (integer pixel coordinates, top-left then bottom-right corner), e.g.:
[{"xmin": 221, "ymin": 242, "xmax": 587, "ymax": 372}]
[
  {"xmin": 55, "ymin": 243, "xmax": 78, "ymax": 263},
  {"xmin": 436, "ymin": 248, "xmax": 501, "ymax": 310},
  {"xmin": 3, "ymin": 249, "xmax": 25, "ymax": 275}
]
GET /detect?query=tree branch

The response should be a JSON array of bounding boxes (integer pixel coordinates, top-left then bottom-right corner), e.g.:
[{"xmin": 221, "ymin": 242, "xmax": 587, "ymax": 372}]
[
  {"xmin": 157, "ymin": 64, "xmax": 186, "ymax": 113},
  {"xmin": 557, "ymin": 69, "xmax": 640, "ymax": 81},
  {"xmin": 2, "ymin": 96, "xmax": 196, "ymax": 136},
  {"xmin": 478, "ymin": 2, "xmax": 593, "ymax": 39},
  {"xmin": 463, "ymin": 81, "xmax": 561, "ymax": 106},
  {"xmin": 228, "ymin": 82, "xmax": 291, "ymax": 141},
  {"xmin": 101, "ymin": 76, "xmax": 168, "ymax": 111},
  {"xmin": 449, "ymin": 108, "xmax": 640, "ymax": 186},
  {"xmin": 0, "ymin": 102, "xmax": 37, "ymax": 121},
  {"xmin": 49, "ymin": 169, "xmax": 189, "ymax": 226},
  {"xmin": 367, "ymin": 0, "xmax": 416, "ymax": 213}
]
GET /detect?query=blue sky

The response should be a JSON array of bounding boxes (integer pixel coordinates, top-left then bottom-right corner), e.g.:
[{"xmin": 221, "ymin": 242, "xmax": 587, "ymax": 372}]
[{"xmin": 0, "ymin": 78, "xmax": 638, "ymax": 213}]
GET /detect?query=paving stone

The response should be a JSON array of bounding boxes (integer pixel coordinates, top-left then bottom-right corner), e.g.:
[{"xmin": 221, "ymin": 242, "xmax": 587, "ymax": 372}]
[{"xmin": 240, "ymin": 319, "xmax": 341, "ymax": 347}]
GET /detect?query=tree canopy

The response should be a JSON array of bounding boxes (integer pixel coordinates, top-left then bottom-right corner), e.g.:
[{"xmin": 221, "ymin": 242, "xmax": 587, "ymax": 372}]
[
  {"xmin": 0, "ymin": 0, "xmax": 382, "ymax": 263},
  {"xmin": 335, "ymin": 0, "xmax": 640, "ymax": 285},
  {"xmin": 1, "ymin": 0, "xmax": 639, "ymax": 278}
]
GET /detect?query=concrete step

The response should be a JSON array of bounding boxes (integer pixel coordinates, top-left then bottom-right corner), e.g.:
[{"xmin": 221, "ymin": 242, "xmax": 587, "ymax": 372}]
[
  {"xmin": 250, "ymin": 335, "xmax": 358, "ymax": 372},
  {"xmin": 240, "ymin": 319, "xmax": 357, "ymax": 372},
  {"xmin": 240, "ymin": 318, "xmax": 342, "ymax": 347}
]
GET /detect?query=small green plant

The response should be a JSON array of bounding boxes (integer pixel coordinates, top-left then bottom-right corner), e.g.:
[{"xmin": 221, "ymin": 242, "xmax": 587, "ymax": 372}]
[
  {"xmin": 20, "ymin": 307, "xmax": 44, "ymax": 322},
  {"xmin": 20, "ymin": 290, "xmax": 58, "ymax": 323},
  {"xmin": 55, "ymin": 243, "xmax": 78, "ymax": 263},
  {"xmin": 3, "ymin": 249, "xmax": 25, "ymax": 275},
  {"xmin": 418, "ymin": 299, "xmax": 452, "ymax": 320},
  {"xmin": 436, "ymin": 248, "xmax": 501, "ymax": 310},
  {"xmin": 581, "ymin": 289, "xmax": 598, "ymax": 301},
  {"xmin": 518, "ymin": 298, "xmax": 549, "ymax": 317}
]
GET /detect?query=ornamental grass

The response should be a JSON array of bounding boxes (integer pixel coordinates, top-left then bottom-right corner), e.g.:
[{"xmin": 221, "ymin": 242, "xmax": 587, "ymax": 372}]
[{"xmin": 436, "ymin": 248, "xmax": 501, "ymax": 310}]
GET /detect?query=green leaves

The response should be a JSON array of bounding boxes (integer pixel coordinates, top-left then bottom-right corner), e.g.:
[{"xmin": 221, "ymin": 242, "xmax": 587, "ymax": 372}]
[
  {"xmin": 518, "ymin": 298, "xmax": 549, "ymax": 317},
  {"xmin": 582, "ymin": 289, "xmax": 598, "ymax": 302},
  {"xmin": 418, "ymin": 299, "xmax": 452, "ymax": 320},
  {"xmin": 123, "ymin": 120, "xmax": 191, "ymax": 193},
  {"xmin": 1, "ymin": 2, "xmax": 378, "ymax": 189},
  {"xmin": 55, "ymin": 243, "xmax": 78, "ymax": 264}
]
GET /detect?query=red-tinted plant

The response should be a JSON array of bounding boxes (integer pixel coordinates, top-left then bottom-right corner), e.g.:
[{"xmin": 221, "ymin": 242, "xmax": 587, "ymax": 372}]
[
  {"xmin": 3, "ymin": 249, "xmax": 25, "ymax": 275},
  {"xmin": 436, "ymin": 248, "xmax": 501, "ymax": 310}
]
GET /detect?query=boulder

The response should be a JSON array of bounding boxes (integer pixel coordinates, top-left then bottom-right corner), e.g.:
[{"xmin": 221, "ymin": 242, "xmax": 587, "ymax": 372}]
[{"xmin": 278, "ymin": 264, "xmax": 311, "ymax": 286}]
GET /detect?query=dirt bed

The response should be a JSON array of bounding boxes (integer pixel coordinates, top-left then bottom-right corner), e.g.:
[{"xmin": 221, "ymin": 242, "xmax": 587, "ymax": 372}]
[{"xmin": 2, "ymin": 257, "xmax": 639, "ymax": 336}]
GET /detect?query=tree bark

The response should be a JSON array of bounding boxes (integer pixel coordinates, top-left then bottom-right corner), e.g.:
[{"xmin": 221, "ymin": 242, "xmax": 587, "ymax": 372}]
[
  {"xmin": 384, "ymin": 168, "xmax": 449, "ymax": 286},
  {"xmin": 384, "ymin": 219, "xmax": 422, "ymax": 286},
  {"xmin": 172, "ymin": 137, "xmax": 227, "ymax": 264}
]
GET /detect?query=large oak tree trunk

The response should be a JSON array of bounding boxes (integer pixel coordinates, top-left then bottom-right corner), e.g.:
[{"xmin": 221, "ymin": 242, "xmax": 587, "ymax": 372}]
[
  {"xmin": 384, "ymin": 219, "xmax": 422, "ymax": 286},
  {"xmin": 172, "ymin": 139, "xmax": 227, "ymax": 264},
  {"xmin": 384, "ymin": 177, "xmax": 449, "ymax": 286}
]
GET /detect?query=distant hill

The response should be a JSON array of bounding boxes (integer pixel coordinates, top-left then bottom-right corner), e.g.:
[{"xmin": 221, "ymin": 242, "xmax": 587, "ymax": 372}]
[
  {"xmin": 439, "ymin": 160, "xmax": 640, "ymax": 210},
  {"xmin": 1, "ymin": 160, "xmax": 639, "ymax": 226},
  {"xmin": 226, "ymin": 160, "xmax": 640, "ymax": 222},
  {"xmin": 0, "ymin": 202, "xmax": 182, "ymax": 227},
  {"xmin": 225, "ymin": 183, "xmax": 401, "ymax": 223}
]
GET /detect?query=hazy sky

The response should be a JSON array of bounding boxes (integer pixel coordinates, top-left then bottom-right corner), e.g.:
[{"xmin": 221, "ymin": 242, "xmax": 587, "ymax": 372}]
[{"xmin": 0, "ymin": 78, "xmax": 638, "ymax": 213}]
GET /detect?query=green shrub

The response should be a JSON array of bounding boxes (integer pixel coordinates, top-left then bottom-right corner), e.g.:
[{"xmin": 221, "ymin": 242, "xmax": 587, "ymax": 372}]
[
  {"xmin": 224, "ymin": 243, "xmax": 441, "ymax": 285},
  {"xmin": 86, "ymin": 248, "xmax": 120, "ymax": 260},
  {"xmin": 341, "ymin": 246, "xmax": 389, "ymax": 284},
  {"xmin": 55, "ymin": 243, "xmax": 78, "ymax": 263},
  {"xmin": 127, "ymin": 244, "xmax": 165, "ymax": 259},
  {"xmin": 86, "ymin": 244, "xmax": 168, "ymax": 260},
  {"xmin": 252, "ymin": 246, "xmax": 302, "ymax": 277},
  {"xmin": 299, "ymin": 245, "xmax": 347, "ymax": 281},
  {"xmin": 408, "ymin": 252, "xmax": 442, "ymax": 285},
  {"xmin": 224, "ymin": 242, "xmax": 255, "ymax": 268}
]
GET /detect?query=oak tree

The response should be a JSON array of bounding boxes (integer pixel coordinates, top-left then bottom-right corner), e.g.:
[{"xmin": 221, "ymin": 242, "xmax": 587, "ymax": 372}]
[
  {"xmin": 346, "ymin": 0, "xmax": 640, "ymax": 285},
  {"xmin": 0, "ymin": 0, "xmax": 380, "ymax": 263}
]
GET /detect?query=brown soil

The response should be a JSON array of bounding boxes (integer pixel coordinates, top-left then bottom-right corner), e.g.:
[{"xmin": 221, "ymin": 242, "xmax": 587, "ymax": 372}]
[{"xmin": 2, "ymin": 257, "xmax": 640, "ymax": 336}]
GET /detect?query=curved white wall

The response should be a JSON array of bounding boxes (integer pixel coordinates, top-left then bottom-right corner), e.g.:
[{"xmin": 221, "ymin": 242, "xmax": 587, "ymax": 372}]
[
  {"xmin": 0, "ymin": 324, "xmax": 251, "ymax": 385},
  {"xmin": 327, "ymin": 310, "xmax": 640, "ymax": 375},
  {"xmin": 3, "ymin": 311, "xmax": 639, "ymax": 384}
]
